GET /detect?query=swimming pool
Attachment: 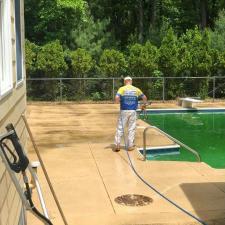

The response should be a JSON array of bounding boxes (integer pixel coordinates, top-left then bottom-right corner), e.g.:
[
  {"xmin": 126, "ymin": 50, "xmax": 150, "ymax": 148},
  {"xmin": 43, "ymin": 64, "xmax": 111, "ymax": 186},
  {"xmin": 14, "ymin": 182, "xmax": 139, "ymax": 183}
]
[{"xmin": 141, "ymin": 109, "xmax": 225, "ymax": 169}]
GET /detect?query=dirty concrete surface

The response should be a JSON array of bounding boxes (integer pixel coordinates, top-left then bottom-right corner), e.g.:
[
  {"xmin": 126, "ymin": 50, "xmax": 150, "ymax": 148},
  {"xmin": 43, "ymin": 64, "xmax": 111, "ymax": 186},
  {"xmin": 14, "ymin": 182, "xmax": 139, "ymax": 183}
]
[{"xmin": 26, "ymin": 102, "xmax": 225, "ymax": 225}]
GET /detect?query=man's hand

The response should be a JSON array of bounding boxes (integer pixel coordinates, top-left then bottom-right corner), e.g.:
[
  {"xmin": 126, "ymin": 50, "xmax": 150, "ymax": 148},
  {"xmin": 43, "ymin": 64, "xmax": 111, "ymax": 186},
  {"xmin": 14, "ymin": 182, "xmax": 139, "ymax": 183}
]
[
  {"xmin": 115, "ymin": 95, "xmax": 120, "ymax": 104},
  {"xmin": 141, "ymin": 95, "xmax": 148, "ymax": 109},
  {"xmin": 141, "ymin": 104, "xmax": 146, "ymax": 110}
]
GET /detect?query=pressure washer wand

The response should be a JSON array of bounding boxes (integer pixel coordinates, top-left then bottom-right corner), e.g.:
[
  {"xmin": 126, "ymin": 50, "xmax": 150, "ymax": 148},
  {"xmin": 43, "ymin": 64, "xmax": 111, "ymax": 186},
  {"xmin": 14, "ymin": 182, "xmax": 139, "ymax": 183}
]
[
  {"xmin": 22, "ymin": 115, "xmax": 69, "ymax": 225},
  {"xmin": 0, "ymin": 124, "xmax": 53, "ymax": 225},
  {"xmin": 138, "ymin": 101, "xmax": 151, "ymax": 120}
]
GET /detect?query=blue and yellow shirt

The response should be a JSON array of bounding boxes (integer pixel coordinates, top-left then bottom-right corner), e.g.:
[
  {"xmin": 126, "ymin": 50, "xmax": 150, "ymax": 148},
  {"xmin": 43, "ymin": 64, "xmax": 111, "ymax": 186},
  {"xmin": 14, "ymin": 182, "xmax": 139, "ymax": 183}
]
[{"xmin": 116, "ymin": 85, "xmax": 144, "ymax": 110}]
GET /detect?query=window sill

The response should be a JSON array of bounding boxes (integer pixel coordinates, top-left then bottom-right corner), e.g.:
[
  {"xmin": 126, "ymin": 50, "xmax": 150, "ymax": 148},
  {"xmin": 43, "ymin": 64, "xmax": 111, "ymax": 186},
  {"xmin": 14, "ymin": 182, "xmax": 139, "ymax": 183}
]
[
  {"xmin": 16, "ymin": 79, "xmax": 24, "ymax": 89},
  {"xmin": 0, "ymin": 88, "xmax": 13, "ymax": 101}
]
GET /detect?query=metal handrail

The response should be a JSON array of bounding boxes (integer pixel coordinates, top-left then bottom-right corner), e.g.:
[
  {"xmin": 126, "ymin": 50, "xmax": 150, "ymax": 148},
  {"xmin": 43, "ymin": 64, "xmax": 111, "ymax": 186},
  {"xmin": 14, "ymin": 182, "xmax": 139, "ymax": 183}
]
[{"xmin": 143, "ymin": 126, "xmax": 201, "ymax": 162}]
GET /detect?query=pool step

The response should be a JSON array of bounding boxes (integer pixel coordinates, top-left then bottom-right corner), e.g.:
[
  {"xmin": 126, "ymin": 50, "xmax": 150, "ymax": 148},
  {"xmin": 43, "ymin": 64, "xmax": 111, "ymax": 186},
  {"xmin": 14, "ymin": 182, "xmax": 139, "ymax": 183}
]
[{"xmin": 138, "ymin": 144, "xmax": 180, "ymax": 158}]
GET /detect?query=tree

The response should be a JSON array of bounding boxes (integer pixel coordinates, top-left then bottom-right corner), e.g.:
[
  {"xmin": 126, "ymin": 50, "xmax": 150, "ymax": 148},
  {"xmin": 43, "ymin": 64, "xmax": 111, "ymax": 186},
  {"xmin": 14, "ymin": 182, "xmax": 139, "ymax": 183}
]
[
  {"xmin": 25, "ymin": 0, "xmax": 87, "ymax": 47},
  {"xmin": 179, "ymin": 27, "xmax": 212, "ymax": 77},
  {"xmin": 99, "ymin": 49, "xmax": 127, "ymax": 77},
  {"xmin": 209, "ymin": 10, "xmax": 225, "ymax": 51},
  {"xmin": 71, "ymin": 15, "xmax": 112, "ymax": 58},
  {"xmin": 138, "ymin": 0, "xmax": 144, "ymax": 43},
  {"xmin": 25, "ymin": 0, "xmax": 225, "ymax": 50},
  {"xmin": 28, "ymin": 40, "xmax": 67, "ymax": 100},
  {"xmin": 158, "ymin": 27, "xmax": 180, "ymax": 99},
  {"xmin": 87, "ymin": 0, "xmax": 140, "ymax": 48},
  {"xmin": 149, "ymin": 0, "xmax": 158, "ymax": 28},
  {"xmin": 128, "ymin": 41, "xmax": 161, "ymax": 99},
  {"xmin": 158, "ymin": 27, "xmax": 179, "ymax": 77},
  {"xmin": 66, "ymin": 48, "xmax": 94, "ymax": 100},
  {"xmin": 200, "ymin": 0, "xmax": 208, "ymax": 29},
  {"xmin": 24, "ymin": 0, "xmax": 225, "ymax": 101},
  {"xmin": 36, "ymin": 40, "xmax": 67, "ymax": 77},
  {"xmin": 128, "ymin": 41, "xmax": 158, "ymax": 76},
  {"xmin": 205, "ymin": 0, "xmax": 225, "ymax": 27},
  {"xmin": 70, "ymin": 48, "xmax": 93, "ymax": 78},
  {"xmin": 178, "ymin": 27, "xmax": 212, "ymax": 98},
  {"xmin": 208, "ymin": 10, "xmax": 225, "ymax": 82},
  {"xmin": 25, "ymin": 40, "xmax": 39, "ymax": 77}
]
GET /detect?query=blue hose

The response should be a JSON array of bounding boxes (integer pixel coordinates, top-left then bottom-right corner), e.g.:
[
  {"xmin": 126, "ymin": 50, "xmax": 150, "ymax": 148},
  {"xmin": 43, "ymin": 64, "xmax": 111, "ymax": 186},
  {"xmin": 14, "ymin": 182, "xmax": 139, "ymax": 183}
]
[{"xmin": 120, "ymin": 111, "xmax": 208, "ymax": 225}]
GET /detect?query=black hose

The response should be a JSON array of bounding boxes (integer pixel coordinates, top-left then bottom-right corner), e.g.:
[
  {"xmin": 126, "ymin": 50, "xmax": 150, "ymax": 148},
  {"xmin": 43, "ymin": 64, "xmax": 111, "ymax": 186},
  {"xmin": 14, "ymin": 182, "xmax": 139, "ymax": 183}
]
[
  {"xmin": 0, "ymin": 125, "xmax": 54, "ymax": 225},
  {"xmin": 120, "ymin": 111, "xmax": 208, "ymax": 225},
  {"xmin": 24, "ymin": 176, "xmax": 53, "ymax": 225}
]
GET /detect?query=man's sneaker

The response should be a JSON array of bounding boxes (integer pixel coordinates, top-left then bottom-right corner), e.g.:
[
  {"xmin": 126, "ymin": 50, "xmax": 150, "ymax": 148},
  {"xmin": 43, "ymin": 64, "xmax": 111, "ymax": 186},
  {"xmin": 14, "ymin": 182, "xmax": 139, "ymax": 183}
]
[
  {"xmin": 128, "ymin": 146, "xmax": 135, "ymax": 151},
  {"xmin": 113, "ymin": 145, "xmax": 120, "ymax": 152}
]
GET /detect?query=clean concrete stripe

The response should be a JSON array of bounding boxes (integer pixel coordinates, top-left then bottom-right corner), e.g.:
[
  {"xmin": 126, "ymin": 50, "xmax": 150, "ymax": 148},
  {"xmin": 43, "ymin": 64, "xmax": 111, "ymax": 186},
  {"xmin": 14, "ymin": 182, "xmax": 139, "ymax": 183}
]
[{"xmin": 88, "ymin": 142, "xmax": 116, "ymax": 214}]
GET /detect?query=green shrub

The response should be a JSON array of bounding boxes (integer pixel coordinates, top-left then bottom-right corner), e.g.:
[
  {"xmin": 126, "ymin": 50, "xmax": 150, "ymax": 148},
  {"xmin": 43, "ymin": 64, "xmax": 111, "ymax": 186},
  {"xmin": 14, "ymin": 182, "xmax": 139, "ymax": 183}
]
[
  {"xmin": 158, "ymin": 27, "xmax": 179, "ymax": 77},
  {"xmin": 36, "ymin": 40, "xmax": 68, "ymax": 77},
  {"xmin": 99, "ymin": 49, "xmax": 127, "ymax": 77},
  {"xmin": 128, "ymin": 41, "xmax": 158, "ymax": 77},
  {"xmin": 70, "ymin": 48, "xmax": 93, "ymax": 77},
  {"xmin": 25, "ymin": 39, "xmax": 39, "ymax": 77}
]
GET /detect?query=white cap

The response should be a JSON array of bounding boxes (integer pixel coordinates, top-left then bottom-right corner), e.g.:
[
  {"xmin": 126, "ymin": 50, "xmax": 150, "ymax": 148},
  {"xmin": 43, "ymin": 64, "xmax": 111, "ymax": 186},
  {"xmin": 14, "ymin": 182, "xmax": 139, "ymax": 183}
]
[{"xmin": 124, "ymin": 76, "xmax": 132, "ymax": 81}]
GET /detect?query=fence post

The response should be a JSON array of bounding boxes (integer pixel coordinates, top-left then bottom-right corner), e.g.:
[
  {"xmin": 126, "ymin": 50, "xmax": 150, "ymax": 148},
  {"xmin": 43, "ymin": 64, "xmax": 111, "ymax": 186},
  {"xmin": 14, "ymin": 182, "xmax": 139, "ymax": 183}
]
[
  {"xmin": 112, "ymin": 78, "xmax": 115, "ymax": 101},
  {"xmin": 60, "ymin": 79, "xmax": 63, "ymax": 102},
  {"xmin": 213, "ymin": 76, "xmax": 216, "ymax": 102},
  {"xmin": 162, "ymin": 77, "xmax": 165, "ymax": 102}
]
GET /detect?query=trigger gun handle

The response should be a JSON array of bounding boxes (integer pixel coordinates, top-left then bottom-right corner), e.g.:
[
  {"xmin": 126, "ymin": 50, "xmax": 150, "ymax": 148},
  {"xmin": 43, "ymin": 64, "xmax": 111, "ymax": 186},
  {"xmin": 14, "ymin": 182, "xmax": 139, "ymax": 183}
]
[{"xmin": 0, "ymin": 124, "xmax": 29, "ymax": 173}]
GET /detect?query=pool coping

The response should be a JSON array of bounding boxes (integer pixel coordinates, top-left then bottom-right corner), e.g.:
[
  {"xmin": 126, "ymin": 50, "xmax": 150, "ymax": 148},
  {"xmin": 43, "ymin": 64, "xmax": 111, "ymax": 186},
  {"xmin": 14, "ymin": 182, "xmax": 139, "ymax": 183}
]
[{"xmin": 137, "ymin": 107, "xmax": 225, "ymax": 114}]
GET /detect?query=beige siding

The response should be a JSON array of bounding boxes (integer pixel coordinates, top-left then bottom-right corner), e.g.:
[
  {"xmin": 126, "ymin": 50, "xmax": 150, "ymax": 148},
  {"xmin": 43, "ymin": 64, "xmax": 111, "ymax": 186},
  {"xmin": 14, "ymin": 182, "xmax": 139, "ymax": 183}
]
[{"xmin": 0, "ymin": 0, "xmax": 26, "ymax": 225}]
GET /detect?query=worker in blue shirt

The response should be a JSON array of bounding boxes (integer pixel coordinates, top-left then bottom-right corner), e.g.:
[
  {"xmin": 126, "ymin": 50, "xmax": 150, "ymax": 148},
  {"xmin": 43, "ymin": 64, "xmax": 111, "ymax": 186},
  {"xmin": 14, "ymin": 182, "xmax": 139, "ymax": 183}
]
[{"xmin": 114, "ymin": 76, "xmax": 147, "ymax": 152}]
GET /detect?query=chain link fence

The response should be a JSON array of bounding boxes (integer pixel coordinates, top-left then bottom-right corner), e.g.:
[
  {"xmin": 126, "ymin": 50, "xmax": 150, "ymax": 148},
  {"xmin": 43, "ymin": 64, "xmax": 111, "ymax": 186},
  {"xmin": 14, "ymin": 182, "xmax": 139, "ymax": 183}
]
[{"xmin": 26, "ymin": 76, "xmax": 225, "ymax": 102}]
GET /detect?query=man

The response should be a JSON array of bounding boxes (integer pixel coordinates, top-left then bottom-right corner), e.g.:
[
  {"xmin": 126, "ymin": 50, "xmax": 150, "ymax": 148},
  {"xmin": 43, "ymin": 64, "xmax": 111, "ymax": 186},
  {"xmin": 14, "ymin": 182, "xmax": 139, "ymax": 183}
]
[{"xmin": 114, "ymin": 76, "xmax": 147, "ymax": 152}]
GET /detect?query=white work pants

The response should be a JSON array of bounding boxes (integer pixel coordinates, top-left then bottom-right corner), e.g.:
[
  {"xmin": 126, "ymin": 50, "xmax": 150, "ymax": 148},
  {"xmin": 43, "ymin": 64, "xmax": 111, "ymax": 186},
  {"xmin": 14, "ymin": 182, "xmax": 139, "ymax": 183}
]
[{"xmin": 114, "ymin": 110, "xmax": 136, "ymax": 148}]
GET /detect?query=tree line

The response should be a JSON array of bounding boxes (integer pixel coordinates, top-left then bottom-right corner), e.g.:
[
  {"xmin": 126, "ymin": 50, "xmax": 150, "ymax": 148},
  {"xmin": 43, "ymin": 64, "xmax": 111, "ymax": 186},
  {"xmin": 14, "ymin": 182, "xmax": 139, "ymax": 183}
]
[{"xmin": 25, "ymin": 0, "xmax": 225, "ymax": 100}]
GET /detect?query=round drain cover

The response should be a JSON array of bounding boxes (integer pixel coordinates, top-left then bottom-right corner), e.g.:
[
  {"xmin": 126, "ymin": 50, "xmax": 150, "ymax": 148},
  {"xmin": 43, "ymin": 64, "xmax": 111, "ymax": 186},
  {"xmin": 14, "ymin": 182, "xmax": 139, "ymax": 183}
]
[{"xmin": 114, "ymin": 194, "xmax": 153, "ymax": 206}]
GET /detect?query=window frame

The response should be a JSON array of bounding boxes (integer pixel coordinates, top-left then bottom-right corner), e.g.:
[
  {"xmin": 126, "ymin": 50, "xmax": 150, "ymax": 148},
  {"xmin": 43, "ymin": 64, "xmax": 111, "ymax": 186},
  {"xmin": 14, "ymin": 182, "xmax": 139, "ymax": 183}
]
[
  {"xmin": 0, "ymin": 0, "xmax": 13, "ymax": 97},
  {"xmin": 14, "ymin": 0, "xmax": 24, "ymax": 86}
]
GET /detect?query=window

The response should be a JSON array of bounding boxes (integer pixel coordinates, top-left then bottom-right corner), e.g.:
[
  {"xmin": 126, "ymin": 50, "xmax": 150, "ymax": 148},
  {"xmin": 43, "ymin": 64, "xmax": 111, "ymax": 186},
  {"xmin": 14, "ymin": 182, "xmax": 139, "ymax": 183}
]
[
  {"xmin": 0, "ymin": 0, "xmax": 13, "ymax": 96},
  {"xmin": 15, "ymin": 0, "xmax": 23, "ymax": 83}
]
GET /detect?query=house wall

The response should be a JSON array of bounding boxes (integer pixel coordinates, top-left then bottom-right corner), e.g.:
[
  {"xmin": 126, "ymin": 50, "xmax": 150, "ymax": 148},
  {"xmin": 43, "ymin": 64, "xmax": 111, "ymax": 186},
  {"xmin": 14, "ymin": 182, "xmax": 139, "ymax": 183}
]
[{"xmin": 0, "ymin": 0, "xmax": 26, "ymax": 225}]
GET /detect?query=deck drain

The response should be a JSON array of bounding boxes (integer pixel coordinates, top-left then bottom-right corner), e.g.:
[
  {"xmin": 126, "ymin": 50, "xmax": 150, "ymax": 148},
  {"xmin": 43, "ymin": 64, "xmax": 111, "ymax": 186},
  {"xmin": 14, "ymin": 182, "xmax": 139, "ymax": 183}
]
[{"xmin": 114, "ymin": 194, "xmax": 153, "ymax": 206}]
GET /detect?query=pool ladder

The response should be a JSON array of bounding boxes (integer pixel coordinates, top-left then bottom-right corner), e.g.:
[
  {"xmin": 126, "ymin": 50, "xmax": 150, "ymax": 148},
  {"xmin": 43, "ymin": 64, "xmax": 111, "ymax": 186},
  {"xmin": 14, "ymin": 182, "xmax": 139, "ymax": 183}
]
[{"xmin": 143, "ymin": 126, "xmax": 201, "ymax": 162}]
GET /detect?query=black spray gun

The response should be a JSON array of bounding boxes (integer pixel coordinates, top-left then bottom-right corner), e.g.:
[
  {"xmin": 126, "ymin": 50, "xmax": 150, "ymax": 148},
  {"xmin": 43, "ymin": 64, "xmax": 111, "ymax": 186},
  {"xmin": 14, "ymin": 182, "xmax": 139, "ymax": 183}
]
[
  {"xmin": 0, "ymin": 124, "xmax": 53, "ymax": 225},
  {"xmin": 138, "ymin": 101, "xmax": 151, "ymax": 120},
  {"xmin": 0, "ymin": 123, "xmax": 29, "ymax": 173}
]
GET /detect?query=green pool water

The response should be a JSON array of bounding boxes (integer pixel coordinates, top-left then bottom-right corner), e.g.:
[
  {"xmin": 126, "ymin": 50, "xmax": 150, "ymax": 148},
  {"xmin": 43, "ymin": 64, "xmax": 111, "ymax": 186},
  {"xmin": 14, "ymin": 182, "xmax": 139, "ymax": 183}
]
[{"xmin": 142, "ymin": 112, "xmax": 225, "ymax": 169}]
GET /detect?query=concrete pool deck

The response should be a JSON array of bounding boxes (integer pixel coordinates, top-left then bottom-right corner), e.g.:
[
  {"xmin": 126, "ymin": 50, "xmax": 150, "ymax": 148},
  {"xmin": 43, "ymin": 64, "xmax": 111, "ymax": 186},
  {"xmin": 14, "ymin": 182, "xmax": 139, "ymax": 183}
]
[{"xmin": 26, "ymin": 102, "xmax": 225, "ymax": 225}]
